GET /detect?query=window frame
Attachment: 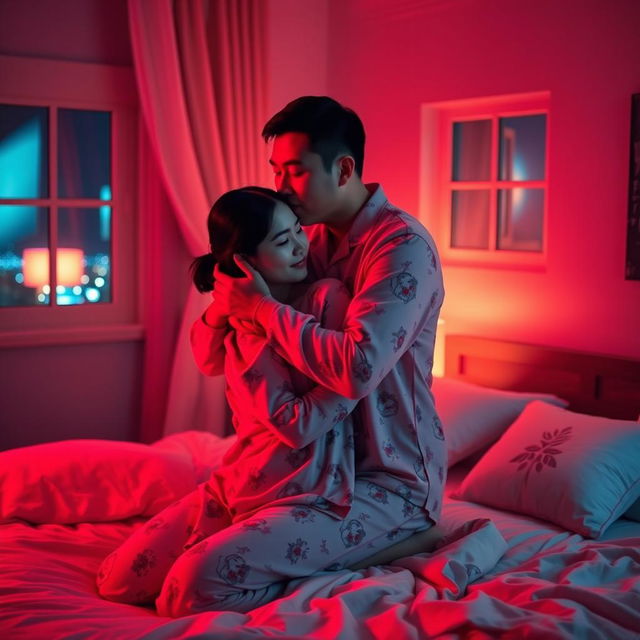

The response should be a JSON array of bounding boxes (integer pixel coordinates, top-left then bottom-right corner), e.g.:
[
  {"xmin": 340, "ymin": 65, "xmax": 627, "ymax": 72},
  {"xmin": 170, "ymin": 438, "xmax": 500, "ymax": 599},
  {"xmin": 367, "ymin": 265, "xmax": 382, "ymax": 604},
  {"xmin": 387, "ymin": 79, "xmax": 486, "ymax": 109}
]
[
  {"xmin": 0, "ymin": 55, "xmax": 142, "ymax": 347},
  {"xmin": 420, "ymin": 91, "xmax": 550, "ymax": 270}
]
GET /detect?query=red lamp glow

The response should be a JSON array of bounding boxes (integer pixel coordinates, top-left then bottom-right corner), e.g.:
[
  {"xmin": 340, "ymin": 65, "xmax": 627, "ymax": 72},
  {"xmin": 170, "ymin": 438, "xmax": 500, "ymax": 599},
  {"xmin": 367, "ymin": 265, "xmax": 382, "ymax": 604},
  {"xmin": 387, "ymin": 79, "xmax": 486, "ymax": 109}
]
[{"xmin": 22, "ymin": 248, "xmax": 85, "ymax": 288}]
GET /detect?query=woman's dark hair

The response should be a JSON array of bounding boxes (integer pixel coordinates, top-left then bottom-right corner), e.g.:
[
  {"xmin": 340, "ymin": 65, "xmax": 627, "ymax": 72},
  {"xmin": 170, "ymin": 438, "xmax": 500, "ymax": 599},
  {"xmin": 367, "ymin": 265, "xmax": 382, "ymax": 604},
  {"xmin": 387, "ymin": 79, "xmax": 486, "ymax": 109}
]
[
  {"xmin": 262, "ymin": 96, "xmax": 366, "ymax": 178},
  {"xmin": 190, "ymin": 187, "xmax": 291, "ymax": 293}
]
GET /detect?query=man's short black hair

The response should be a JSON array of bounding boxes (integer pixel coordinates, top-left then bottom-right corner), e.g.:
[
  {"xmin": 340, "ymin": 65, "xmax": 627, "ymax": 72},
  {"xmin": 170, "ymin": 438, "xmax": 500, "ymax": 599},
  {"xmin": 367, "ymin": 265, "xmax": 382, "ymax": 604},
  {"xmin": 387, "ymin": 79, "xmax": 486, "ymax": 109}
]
[{"xmin": 262, "ymin": 96, "xmax": 365, "ymax": 177}]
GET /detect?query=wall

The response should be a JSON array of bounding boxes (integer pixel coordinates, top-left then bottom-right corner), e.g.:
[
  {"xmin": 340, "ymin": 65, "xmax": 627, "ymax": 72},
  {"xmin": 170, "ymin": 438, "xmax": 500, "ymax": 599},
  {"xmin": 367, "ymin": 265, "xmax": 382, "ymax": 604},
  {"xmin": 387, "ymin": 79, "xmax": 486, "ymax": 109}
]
[
  {"xmin": 0, "ymin": 0, "xmax": 132, "ymax": 65},
  {"xmin": 0, "ymin": 0, "xmax": 144, "ymax": 449},
  {"xmin": 266, "ymin": 0, "xmax": 329, "ymax": 115},
  {"xmin": 326, "ymin": 0, "xmax": 640, "ymax": 359},
  {"xmin": 0, "ymin": 341, "xmax": 142, "ymax": 450}
]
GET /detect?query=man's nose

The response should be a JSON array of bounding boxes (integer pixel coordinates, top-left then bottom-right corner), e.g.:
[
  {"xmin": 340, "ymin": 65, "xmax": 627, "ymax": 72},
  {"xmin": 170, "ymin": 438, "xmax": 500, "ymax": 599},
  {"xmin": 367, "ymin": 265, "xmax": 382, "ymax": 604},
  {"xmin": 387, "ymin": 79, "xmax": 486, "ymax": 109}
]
[{"xmin": 277, "ymin": 174, "xmax": 291, "ymax": 194}]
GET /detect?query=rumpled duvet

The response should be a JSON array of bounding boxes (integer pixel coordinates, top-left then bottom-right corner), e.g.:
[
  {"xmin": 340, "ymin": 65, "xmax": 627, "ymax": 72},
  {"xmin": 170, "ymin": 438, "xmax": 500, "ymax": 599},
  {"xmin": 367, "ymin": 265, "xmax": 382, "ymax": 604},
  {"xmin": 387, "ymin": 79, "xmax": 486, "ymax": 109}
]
[{"xmin": 0, "ymin": 432, "xmax": 639, "ymax": 639}]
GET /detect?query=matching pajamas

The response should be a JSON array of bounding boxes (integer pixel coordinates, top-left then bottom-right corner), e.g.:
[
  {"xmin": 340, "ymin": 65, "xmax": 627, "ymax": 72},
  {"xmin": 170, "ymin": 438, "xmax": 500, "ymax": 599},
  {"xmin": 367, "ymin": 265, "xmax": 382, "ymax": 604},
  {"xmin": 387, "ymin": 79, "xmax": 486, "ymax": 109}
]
[
  {"xmin": 99, "ymin": 184, "xmax": 445, "ymax": 615},
  {"xmin": 192, "ymin": 184, "xmax": 447, "ymax": 519},
  {"xmin": 97, "ymin": 478, "xmax": 429, "ymax": 615},
  {"xmin": 98, "ymin": 278, "xmax": 431, "ymax": 614}
]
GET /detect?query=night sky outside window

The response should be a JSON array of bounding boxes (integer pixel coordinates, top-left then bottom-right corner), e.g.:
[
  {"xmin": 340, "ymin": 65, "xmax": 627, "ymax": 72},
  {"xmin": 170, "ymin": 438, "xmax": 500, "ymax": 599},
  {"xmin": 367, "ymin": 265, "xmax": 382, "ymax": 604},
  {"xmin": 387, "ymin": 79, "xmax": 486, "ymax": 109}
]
[
  {"xmin": 0, "ymin": 105, "xmax": 112, "ymax": 307},
  {"xmin": 449, "ymin": 112, "xmax": 547, "ymax": 254}
]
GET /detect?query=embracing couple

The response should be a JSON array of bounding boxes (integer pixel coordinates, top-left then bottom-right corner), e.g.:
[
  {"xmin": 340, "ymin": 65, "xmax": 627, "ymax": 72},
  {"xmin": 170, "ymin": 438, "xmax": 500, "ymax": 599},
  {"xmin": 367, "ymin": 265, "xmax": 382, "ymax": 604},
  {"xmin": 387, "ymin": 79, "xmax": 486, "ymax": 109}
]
[{"xmin": 97, "ymin": 96, "xmax": 446, "ymax": 616}]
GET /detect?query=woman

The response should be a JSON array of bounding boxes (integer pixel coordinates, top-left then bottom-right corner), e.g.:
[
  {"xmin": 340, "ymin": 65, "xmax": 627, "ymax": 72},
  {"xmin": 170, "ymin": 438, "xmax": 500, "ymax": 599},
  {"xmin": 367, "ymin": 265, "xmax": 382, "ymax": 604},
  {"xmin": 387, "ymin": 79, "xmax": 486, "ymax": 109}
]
[{"xmin": 97, "ymin": 187, "xmax": 433, "ymax": 616}]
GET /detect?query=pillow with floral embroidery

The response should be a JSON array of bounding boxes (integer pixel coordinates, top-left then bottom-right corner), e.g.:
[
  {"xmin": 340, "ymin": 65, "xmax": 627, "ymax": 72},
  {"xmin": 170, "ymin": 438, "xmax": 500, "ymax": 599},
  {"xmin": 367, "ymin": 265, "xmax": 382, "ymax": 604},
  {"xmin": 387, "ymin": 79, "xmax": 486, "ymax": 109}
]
[
  {"xmin": 431, "ymin": 377, "xmax": 568, "ymax": 467},
  {"xmin": 453, "ymin": 401, "xmax": 640, "ymax": 538}
]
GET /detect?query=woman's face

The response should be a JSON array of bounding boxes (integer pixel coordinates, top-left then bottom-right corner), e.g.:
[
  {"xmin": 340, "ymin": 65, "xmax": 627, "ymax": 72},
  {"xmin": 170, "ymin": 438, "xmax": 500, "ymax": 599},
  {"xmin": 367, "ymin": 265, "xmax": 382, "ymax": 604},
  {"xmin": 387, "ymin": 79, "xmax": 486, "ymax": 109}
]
[{"xmin": 249, "ymin": 201, "xmax": 309, "ymax": 284}]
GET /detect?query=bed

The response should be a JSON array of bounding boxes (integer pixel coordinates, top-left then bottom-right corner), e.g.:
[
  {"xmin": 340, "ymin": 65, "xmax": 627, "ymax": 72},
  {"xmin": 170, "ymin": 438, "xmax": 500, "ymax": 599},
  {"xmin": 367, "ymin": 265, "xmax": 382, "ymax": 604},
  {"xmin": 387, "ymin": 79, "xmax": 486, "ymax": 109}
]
[{"xmin": 1, "ymin": 335, "xmax": 639, "ymax": 639}]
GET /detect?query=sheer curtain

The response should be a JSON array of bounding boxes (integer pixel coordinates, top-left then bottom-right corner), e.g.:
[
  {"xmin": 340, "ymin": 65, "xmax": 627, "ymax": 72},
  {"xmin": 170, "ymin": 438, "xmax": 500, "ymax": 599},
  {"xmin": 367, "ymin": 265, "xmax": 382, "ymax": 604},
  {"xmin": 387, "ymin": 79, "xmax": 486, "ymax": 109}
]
[{"xmin": 129, "ymin": 0, "xmax": 270, "ymax": 440}]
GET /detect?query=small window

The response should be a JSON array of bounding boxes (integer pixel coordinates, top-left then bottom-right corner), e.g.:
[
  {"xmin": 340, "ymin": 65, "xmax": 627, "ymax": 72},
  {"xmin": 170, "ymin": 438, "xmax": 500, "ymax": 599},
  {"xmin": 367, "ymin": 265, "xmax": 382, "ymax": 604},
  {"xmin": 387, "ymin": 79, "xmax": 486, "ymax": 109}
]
[
  {"xmin": 0, "ymin": 105, "xmax": 113, "ymax": 308},
  {"xmin": 421, "ymin": 92, "xmax": 550, "ymax": 268},
  {"xmin": 0, "ymin": 56, "xmax": 139, "ymax": 343}
]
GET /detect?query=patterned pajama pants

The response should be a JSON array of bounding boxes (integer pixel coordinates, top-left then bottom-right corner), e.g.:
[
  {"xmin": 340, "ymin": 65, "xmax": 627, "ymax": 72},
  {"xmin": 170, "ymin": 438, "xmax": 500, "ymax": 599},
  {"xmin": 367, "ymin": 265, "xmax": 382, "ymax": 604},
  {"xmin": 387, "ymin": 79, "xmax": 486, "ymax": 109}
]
[{"xmin": 96, "ymin": 479, "xmax": 431, "ymax": 616}]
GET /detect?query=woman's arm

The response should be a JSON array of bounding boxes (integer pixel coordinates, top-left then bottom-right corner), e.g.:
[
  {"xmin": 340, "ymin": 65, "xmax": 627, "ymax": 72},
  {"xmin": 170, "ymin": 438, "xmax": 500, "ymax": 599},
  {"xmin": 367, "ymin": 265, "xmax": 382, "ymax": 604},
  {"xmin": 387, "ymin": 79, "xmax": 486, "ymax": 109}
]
[
  {"xmin": 228, "ymin": 279, "xmax": 356, "ymax": 449},
  {"xmin": 230, "ymin": 349, "xmax": 358, "ymax": 449},
  {"xmin": 190, "ymin": 304, "xmax": 227, "ymax": 376}
]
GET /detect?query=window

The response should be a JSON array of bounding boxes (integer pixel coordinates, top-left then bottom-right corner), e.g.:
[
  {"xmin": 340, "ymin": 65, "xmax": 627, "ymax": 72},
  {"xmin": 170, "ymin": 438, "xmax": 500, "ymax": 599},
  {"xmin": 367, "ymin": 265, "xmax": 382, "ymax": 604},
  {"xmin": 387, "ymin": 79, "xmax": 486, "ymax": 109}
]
[
  {"xmin": 420, "ymin": 92, "xmax": 550, "ymax": 268},
  {"xmin": 0, "ymin": 56, "xmax": 141, "ymax": 345},
  {"xmin": 1, "ymin": 105, "xmax": 112, "ymax": 307}
]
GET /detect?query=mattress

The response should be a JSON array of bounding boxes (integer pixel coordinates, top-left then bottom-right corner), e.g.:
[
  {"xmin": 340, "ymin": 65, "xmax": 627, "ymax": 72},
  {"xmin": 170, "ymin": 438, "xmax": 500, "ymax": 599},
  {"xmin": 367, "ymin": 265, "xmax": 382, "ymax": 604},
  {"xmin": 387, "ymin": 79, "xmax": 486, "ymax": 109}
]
[{"xmin": 1, "ymin": 454, "xmax": 638, "ymax": 639}]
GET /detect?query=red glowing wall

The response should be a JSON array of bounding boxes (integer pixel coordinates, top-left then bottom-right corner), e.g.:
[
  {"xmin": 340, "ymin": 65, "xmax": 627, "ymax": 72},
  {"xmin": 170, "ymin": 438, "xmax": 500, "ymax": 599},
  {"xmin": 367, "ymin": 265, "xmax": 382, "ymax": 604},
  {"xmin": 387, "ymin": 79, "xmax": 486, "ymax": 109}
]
[{"xmin": 324, "ymin": 0, "xmax": 640, "ymax": 359}]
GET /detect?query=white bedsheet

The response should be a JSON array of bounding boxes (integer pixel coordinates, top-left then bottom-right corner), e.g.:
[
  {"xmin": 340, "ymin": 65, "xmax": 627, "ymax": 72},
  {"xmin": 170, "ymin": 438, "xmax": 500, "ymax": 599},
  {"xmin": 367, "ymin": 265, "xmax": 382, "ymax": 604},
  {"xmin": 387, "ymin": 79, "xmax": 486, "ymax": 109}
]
[{"xmin": 1, "ymin": 470, "xmax": 639, "ymax": 639}]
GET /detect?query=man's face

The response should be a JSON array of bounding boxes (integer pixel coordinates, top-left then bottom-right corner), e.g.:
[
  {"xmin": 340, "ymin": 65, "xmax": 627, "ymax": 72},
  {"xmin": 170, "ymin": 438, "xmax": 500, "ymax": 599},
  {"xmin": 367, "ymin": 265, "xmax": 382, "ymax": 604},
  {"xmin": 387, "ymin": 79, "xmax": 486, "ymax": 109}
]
[{"xmin": 269, "ymin": 132, "xmax": 340, "ymax": 226}]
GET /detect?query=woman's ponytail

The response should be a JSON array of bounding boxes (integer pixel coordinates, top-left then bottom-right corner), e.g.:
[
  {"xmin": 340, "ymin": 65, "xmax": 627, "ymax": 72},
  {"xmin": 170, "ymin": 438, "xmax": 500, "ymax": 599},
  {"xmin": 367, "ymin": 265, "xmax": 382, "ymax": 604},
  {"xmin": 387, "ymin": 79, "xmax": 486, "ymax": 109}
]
[{"xmin": 190, "ymin": 252, "xmax": 217, "ymax": 293}]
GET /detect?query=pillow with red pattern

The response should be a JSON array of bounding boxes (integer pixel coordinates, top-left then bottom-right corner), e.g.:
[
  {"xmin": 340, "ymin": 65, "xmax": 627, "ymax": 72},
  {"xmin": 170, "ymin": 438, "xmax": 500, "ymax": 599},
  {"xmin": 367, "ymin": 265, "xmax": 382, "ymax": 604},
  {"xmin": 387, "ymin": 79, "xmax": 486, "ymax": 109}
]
[
  {"xmin": 0, "ymin": 439, "xmax": 198, "ymax": 524},
  {"xmin": 431, "ymin": 377, "xmax": 568, "ymax": 467},
  {"xmin": 453, "ymin": 401, "xmax": 640, "ymax": 538}
]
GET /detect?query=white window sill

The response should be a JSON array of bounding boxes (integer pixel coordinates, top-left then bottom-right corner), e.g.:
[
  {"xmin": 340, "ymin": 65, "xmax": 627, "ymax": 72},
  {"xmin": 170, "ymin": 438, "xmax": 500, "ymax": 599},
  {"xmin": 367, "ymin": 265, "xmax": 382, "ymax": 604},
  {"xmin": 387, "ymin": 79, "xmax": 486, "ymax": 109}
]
[{"xmin": 0, "ymin": 324, "xmax": 145, "ymax": 349}]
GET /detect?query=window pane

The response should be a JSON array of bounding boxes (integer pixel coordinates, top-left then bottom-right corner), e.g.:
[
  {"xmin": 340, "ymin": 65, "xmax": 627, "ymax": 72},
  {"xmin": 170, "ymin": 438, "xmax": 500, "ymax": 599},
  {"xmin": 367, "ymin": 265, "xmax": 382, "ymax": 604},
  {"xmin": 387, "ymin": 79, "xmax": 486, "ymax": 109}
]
[
  {"xmin": 58, "ymin": 207, "xmax": 111, "ymax": 305},
  {"xmin": 452, "ymin": 120, "xmax": 491, "ymax": 182},
  {"xmin": 497, "ymin": 188, "xmax": 544, "ymax": 251},
  {"xmin": 0, "ymin": 205, "xmax": 49, "ymax": 306},
  {"xmin": 499, "ymin": 114, "xmax": 546, "ymax": 181},
  {"xmin": 451, "ymin": 189, "xmax": 490, "ymax": 249},
  {"xmin": 0, "ymin": 104, "xmax": 49, "ymax": 198},
  {"xmin": 58, "ymin": 109, "xmax": 111, "ymax": 199}
]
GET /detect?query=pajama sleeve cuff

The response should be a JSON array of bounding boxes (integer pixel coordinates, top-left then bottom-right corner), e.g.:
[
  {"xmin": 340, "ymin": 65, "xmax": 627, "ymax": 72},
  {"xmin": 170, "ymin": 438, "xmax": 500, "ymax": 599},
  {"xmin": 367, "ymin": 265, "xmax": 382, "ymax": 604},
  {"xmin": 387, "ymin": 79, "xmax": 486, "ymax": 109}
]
[{"xmin": 253, "ymin": 296, "xmax": 280, "ymax": 332}]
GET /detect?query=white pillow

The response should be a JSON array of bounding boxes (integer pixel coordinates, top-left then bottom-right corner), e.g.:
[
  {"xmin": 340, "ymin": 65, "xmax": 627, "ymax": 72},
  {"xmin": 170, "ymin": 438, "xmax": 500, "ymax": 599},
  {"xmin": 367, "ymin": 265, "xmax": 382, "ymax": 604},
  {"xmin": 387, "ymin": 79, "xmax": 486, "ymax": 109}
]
[
  {"xmin": 453, "ymin": 401, "xmax": 640, "ymax": 538},
  {"xmin": 0, "ymin": 439, "xmax": 197, "ymax": 524},
  {"xmin": 151, "ymin": 430, "xmax": 236, "ymax": 482},
  {"xmin": 432, "ymin": 377, "xmax": 568, "ymax": 467}
]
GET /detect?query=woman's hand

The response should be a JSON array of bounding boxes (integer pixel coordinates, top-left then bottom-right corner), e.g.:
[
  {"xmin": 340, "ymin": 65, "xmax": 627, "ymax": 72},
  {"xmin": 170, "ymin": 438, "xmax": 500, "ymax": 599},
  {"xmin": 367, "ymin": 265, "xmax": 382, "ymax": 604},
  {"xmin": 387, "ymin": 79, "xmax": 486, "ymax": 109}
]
[{"xmin": 203, "ymin": 296, "xmax": 229, "ymax": 330}]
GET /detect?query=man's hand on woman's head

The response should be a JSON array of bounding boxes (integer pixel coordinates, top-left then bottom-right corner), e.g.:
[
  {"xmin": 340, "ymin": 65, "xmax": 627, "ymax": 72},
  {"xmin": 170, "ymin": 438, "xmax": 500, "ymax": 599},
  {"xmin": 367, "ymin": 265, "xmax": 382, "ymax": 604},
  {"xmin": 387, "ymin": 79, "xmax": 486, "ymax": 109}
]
[{"xmin": 212, "ymin": 255, "xmax": 271, "ymax": 323}]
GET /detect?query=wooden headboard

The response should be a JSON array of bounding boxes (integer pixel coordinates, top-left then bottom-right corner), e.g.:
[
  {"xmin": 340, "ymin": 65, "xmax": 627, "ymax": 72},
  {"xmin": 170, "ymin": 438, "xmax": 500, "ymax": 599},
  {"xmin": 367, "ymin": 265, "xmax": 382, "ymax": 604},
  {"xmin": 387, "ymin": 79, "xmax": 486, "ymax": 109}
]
[{"xmin": 444, "ymin": 335, "xmax": 640, "ymax": 420}]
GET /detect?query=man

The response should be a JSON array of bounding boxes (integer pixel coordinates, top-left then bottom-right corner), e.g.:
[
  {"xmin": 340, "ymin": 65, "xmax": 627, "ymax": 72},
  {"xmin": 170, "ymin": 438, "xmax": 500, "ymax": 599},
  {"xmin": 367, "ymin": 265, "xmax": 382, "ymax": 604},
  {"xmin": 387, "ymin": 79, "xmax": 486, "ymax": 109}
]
[{"xmin": 191, "ymin": 96, "xmax": 446, "ymax": 566}]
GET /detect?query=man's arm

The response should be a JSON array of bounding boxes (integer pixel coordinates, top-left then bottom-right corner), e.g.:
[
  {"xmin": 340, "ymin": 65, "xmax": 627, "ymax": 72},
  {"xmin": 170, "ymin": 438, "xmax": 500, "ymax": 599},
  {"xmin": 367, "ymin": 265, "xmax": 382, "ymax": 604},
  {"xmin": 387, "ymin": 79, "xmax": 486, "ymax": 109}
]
[
  {"xmin": 254, "ymin": 234, "xmax": 442, "ymax": 399},
  {"xmin": 227, "ymin": 336, "xmax": 358, "ymax": 450}
]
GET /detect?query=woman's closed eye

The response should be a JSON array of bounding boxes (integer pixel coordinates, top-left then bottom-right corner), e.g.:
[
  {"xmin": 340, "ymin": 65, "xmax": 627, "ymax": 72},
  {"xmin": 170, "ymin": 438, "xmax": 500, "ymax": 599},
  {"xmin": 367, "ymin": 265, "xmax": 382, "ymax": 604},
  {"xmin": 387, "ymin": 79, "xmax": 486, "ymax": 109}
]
[{"xmin": 276, "ymin": 225, "xmax": 303, "ymax": 246}]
